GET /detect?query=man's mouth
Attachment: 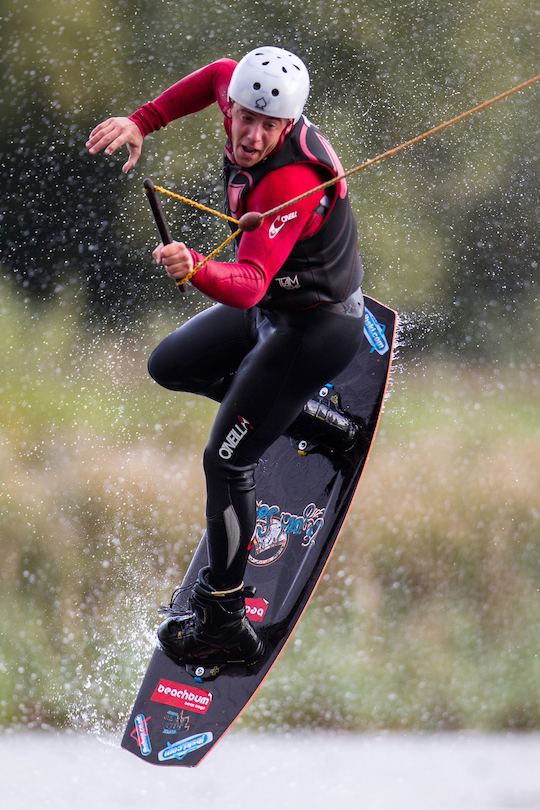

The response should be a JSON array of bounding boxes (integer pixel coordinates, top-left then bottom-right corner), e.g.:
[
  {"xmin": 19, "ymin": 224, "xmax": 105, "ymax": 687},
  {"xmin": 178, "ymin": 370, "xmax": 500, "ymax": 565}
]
[{"xmin": 240, "ymin": 144, "xmax": 258, "ymax": 157}]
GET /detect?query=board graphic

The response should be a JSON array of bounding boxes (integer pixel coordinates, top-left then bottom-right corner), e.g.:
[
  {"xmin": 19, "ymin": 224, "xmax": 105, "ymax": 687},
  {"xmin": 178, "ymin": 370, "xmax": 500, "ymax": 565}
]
[{"xmin": 122, "ymin": 296, "xmax": 397, "ymax": 766}]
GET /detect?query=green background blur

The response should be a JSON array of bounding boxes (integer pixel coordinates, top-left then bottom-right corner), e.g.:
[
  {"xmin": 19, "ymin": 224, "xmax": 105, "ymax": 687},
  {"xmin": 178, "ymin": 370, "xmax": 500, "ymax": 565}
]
[{"xmin": 0, "ymin": 0, "xmax": 538, "ymax": 733}]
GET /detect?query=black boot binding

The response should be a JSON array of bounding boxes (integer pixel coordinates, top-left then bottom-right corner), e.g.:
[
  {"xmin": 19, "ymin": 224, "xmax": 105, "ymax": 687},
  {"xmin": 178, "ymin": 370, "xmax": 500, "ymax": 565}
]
[
  {"xmin": 287, "ymin": 384, "xmax": 360, "ymax": 455},
  {"xmin": 157, "ymin": 567, "xmax": 264, "ymax": 672}
]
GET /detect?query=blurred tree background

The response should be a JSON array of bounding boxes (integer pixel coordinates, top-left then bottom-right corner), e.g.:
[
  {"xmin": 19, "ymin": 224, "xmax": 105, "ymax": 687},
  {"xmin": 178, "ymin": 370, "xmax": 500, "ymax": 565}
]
[
  {"xmin": 0, "ymin": 0, "xmax": 538, "ymax": 734},
  {"xmin": 1, "ymin": 0, "xmax": 537, "ymax": 348}
]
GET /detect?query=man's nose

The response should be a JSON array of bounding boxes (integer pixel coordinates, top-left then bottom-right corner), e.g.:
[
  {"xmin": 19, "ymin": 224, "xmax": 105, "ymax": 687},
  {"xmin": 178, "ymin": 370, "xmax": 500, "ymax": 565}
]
[{"xmin": 247, "ymin": 122, "xmax": 264, "ymax": 144}]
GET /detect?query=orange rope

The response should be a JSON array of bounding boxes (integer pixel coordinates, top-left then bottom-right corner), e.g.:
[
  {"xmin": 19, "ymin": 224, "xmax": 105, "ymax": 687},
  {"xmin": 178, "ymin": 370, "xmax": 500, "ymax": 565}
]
[
  {"xmin": 154, "ymin": 74, "xmax": 539, "ymax": 281},
  {"xmin": 259, "ymin": 74, "xmax": 540, "ymax": 222}
]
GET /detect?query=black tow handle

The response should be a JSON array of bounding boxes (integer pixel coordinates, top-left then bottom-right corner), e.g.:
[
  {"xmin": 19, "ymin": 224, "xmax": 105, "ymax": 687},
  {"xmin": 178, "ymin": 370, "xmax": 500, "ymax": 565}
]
[{"xmin": 143, "ymin": 178, "xmax": 186, "ymax": 295}]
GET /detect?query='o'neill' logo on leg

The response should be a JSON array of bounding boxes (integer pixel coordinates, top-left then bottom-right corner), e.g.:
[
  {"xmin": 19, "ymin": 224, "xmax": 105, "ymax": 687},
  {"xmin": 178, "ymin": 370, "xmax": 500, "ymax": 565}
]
[
  {"xmin": 364, "ymin": 307, "xmax": 389, "ymax": 354},
  {"xmin": 219, "ymin": 415, "xmax": 254, "ymax": 460}
]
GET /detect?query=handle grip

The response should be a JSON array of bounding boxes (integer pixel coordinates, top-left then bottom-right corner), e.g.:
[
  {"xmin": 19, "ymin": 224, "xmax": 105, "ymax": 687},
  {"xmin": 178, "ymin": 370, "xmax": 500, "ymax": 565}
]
[{"xmin": 143, "ymin": 178, "xmax": 185, "ymax": 294}]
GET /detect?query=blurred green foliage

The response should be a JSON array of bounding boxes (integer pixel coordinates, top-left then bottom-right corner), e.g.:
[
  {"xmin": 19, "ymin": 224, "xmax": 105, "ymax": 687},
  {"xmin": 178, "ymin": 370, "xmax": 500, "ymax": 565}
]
[
  {"xmin": 0, "ymin": 282, "xmax": 539, "ymax": 732},
  {"xmin": 0, "ymin": 0, "xmax": 538, "ymax": 352}
]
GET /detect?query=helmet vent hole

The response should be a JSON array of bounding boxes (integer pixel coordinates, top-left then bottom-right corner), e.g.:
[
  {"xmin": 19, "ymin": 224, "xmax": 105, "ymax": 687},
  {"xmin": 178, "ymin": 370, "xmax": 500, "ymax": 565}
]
[
  {"xmin": 294, "ymin": 64, "xmax": 301, "ymax": 71},
  {"xmin": 282, "ymin": 67, "xmax": 288, "ymax": 73},
  {"xmin": 253, "ymin": 82, "xmax": 261, "ymax": 90},
  {"xmin": 272, "ymin": 88, "xmax": 280, "ymax": 96},
  {"xmin": 262, "ymin": 61, "xmax": 270, "ymax": 65}
]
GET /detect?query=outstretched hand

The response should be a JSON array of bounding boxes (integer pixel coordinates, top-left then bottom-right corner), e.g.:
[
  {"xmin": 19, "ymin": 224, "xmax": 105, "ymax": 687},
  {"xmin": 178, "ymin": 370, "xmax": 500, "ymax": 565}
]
[
  {"xmin": 153, "ymin": 241, "xmax": 194, "ymax": 282},
  {"xmin": 86, "ymin": 116, "xmax": 143, "ymax": 173}
]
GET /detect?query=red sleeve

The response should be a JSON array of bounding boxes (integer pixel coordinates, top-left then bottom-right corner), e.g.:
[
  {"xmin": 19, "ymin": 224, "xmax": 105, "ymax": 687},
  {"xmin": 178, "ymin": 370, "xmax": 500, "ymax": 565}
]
[
  {"xmin": 189, "ymin": 163, "xmax": 328, "ymax": 308},
  {"xmin": 129, "ymin": 59, "xmax": 236, "ymax": 137}
]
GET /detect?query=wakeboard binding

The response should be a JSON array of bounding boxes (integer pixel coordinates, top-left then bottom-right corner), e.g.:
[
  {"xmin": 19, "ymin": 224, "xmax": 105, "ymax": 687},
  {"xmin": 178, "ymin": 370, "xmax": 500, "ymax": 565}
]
[
  {"xmin": 288, "ymin": 384, "xmax": 360, "ymax": 455},
  {"xmin": 157, "ymin": 567, "xmax": 264, "ymax": 678}
]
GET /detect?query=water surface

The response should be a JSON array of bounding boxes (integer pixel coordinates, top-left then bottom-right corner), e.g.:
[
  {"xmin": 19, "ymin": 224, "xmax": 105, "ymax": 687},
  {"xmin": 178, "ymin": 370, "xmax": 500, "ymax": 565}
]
[{"xmin": 2, "ymin": 731, "xmax": 540, "ymax": 810}]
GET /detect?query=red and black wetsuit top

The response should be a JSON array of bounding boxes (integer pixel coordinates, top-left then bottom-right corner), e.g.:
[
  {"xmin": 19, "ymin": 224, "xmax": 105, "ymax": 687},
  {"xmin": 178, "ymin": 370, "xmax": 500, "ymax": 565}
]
[
  {"xmin": 224, "ymin": 116, "xmax": 363, "ymax": 310},
  {"xmin": 129, "ymin": 59, "xmax": 363, "ymax": 311}
]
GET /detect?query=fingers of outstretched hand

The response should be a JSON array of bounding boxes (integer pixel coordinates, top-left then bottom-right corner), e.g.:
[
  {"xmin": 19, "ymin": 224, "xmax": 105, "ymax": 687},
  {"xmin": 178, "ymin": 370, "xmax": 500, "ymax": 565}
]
[
  {"xmin": 86, "ymin": 119, "xmax": 118, "ymax": 153},
  {"xmin": 87, "ymin": 118, "xmax": 115, "ymax": 141},
  {"xmin": 101, "ymin": 132, "xmax": 131, "ymax": 156},
  {"xmin": 86, "ymin": 117, "xmax": 141, "ymax": 162},
  {"xmin": 122, "ymin": 143, "xmax": 142, "ymax": 174}
]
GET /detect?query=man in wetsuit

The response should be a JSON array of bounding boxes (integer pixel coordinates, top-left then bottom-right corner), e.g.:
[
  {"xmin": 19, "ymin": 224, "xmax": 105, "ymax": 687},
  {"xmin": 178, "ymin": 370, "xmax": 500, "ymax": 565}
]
[{"xmin": 86, "ymin": 46, "xmax": 365, "ymax": 668}]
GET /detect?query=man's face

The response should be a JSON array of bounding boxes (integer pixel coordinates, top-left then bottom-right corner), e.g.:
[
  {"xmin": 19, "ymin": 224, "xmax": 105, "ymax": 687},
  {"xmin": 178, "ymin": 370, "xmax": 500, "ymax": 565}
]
[{"xmin": 230, "ymin": 103, "xmax": 290, "ymax": 167}]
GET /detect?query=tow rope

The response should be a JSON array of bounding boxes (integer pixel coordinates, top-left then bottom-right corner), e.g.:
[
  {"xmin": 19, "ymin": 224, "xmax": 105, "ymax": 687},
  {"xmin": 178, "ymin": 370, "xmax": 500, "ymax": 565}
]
[{"xmin": 148, "ymin": 74, "xmax": 539, "ymax": 288}]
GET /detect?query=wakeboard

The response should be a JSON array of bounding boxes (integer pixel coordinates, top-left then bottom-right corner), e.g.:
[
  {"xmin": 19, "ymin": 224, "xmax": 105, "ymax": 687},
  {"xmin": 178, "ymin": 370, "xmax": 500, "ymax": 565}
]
[{"xmin": 121, "ymin": 295, "xmax": 397, "ymax": 766}]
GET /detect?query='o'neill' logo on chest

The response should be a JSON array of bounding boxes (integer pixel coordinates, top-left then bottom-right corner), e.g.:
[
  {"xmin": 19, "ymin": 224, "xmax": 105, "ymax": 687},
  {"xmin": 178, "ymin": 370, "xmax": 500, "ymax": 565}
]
[{"xmin": 269, "ymin": 211, "xmax": 298, "ymax": 239}]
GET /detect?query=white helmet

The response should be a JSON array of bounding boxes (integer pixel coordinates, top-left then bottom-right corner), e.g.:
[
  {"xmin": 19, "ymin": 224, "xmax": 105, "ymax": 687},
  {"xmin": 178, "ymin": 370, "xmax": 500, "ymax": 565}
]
[{"xmin": 228, "ymin": 46, "xmax": 310, "ymax": 122}]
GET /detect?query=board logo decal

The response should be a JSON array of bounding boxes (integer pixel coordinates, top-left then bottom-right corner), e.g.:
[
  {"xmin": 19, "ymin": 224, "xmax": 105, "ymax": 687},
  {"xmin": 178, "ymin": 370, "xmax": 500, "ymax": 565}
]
[
  {"xmin": 158, "ymin": 731, "xmax": 214, "ymax": 762},
  {"xmin": 162, "ymin": 709, "xmax": 191, "ymax": 735},
  {"xmin": 130, "ymin": 714, "xmax": 152, "ymax": 756},
  {"xmin": 364, "ymin": 307, "xmax": 389, "ymax": 355},
  {"xmin": 245, "ymin": 596, "xmax": 269, "ymax": 622},
  {"xmin": 248, "ymin": 501, "xmax": 326, "ymax": 566},
  {"xmin": 151, "ymin": 679, "xmax": 213, "ymax": 714}
]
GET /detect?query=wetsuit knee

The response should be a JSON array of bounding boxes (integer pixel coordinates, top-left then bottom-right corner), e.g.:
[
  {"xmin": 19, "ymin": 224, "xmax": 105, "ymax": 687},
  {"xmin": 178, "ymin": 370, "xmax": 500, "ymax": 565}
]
[
  {"xmin": 147, "ymin": 345, "xmax": 196, "ymax": 392},
  {"xmin": 147, "ymin": 346, "xmax": 174, "ymax": 389},
  {"xmin": 148, "ymin": 346, "xmax": 235, "ymax": 399}
]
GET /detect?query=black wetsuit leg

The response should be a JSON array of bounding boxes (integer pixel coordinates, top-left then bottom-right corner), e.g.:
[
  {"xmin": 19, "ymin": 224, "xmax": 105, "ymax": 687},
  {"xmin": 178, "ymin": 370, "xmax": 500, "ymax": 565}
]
[{"xmin": 148, "ymin": 300, "xmax": 365, "ymax": 590}]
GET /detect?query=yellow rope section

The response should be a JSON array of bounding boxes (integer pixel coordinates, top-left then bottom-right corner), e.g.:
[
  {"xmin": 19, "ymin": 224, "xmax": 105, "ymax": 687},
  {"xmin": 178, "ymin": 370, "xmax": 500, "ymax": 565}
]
[
  {"xmin": 153, "ymin": 184, "xmax": 239, "ymax": 226},
  {"xmin": 175, "ymin": 228, "xmax": 242, "ymax": 287},
  {"xmin": 155, "ymin": 74, "xmax": 539, "ymax": 284}
]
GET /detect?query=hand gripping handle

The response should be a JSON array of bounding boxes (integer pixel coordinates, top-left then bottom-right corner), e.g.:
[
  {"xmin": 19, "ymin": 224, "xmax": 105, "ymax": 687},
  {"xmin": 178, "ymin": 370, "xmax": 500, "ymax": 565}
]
[{"xmin": 143, "ymin": 178, "xmax": 185, "ymax": 295}]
